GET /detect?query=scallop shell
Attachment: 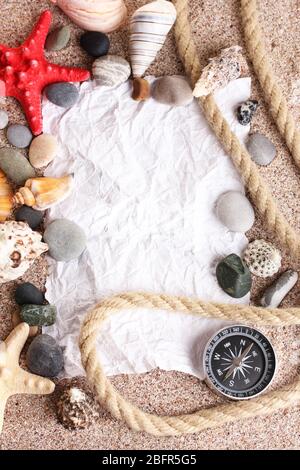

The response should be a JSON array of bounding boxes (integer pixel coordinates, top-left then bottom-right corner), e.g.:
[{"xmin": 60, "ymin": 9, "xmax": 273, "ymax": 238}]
[
  {"xmin": 243, "ymin": 239, "xmax": 282, "ymax": 278},
  {"xmin": 0, "ymin": 170, "xmax": 13, "ymax": 222},
  {"xmin": 14, "ymin": 175, "xmax": 74, "ymax": 211},
  {"xmin": 0, "ymin": 221, "xmax": 48, "ymax": 284},
  {"xmin": 51, "ymin": 0, "xmax": 127, "ymax": 33},
  {"xmin": 129, "ymin": 0, "xmax": 177, "ymax": 78}
]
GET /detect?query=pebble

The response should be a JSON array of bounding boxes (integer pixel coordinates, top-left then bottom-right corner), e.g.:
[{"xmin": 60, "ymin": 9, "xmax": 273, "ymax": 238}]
[
  {"xmin": 46, "ymin": 25, "xmax": 71, "ymax": 51},
  {"xmin": 0, "ymin": 110, "xmax": 9, "ymax": 129},
  {"xmin": 216, "ymin": 191, "xmax": 255, "ymax": 233},
  {"xmin": 246, "ymin": 133, "xmax": 276, "ymax": 166},
  {"xmin": 0, "ymin": 147, "xmax": 35, "ymax": 185},
  {"xmin": 132, "ymin": 78, "xmax": 150, "ymax": 101},
  {"xmin": 15, "ymin": 206, "xmax": 45, "ymax": 229},
  {"xmin": 237, "ymin": 99, "xmax": 258, "ymax": 126},
  {"xmin": 29, "ymin": 134, "xmax": 58, "ymax": 169},
  {"xmin": 80, "ymin": 31, "xmax": 110, "ymax": 57},
  {"xmin": 92, "ymin": 55, "xmax": 131, "ymax": 87},
  {"xmin": 152, "ymin": 76, "xmax": 194, "ymax": 106},
  {"xmin": 12, "ymin": 310, "xmax": 38, "ymax": 337},
  {"xmin": 45, "ymin": 82, "xmax": 79, "ymax": 108},
  {"xmin": 20, "ymin": 304, "xmax": 57, "ymax": 326},
  {"xmin": 6, "ymin": 124, "xmax": 33, "ymax": 148},
  {"xmin": 260, "ymin": 270, "xmax": 298, "ymax": 308},
  {"xmin": 26, "ymin": 334, "xmax": 64, "ymax": 377},
  {"xmin": 15, "ymin": 282, "xmax": 45, "ymax": 305},
  {"xmin": 216, "ymin": 253, "xmax": 252, "ymax": 298},
  {"xmin": 44, "ymin": 219, "xmax": 86, "ymax": 262}
]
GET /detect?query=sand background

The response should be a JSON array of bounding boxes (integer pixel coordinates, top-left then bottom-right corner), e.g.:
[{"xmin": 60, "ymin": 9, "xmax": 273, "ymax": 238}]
[{"xmin": 0, "ymin": 0, "xmax": 300, "ymax": 450}]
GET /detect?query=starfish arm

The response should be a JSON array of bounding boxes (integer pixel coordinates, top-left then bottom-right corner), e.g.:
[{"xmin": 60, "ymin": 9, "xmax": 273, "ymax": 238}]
[
  {"xmin": 45, "ymin": 62, "xmax": 90, "ymax": 86},
  {"xmin": 4, "ymin": 323, "xmax": 29, "ymax": 363},
  {"xmin": 19, "ymin": 88, "xmax": 43, "ymax": 135},
  {"xmin": 23, "ymin": 10, "xmax": 52, "ymax": 52},
  {"xmin": 16, "ymin": 368, "xmax": 55, "ymax": 396}
]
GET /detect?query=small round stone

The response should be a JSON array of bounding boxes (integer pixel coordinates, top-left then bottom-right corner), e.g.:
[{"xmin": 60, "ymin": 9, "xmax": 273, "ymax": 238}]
[
  {"xmin": 6, "ymin": 124, "xmax": 33, "ymax": 148},
  {"xmin": 0, "ymin": 110, "xmax": 9, "ymax": 130},
  {"xmin": 246, "ymin": 133, "xmax": 276, "ymax": 166},
  {"xmin": 44, "ymin": 219, "xmax": 86, "ymax": 262},
  {"xmin": 15, "ymin": 282, "xmax": 45, "ymax": 305},
  {"xmin": 0, "ymin": 147, "xmax": 35, "ymax": 185},
  {"xmin": 92, "ymin": 55, "xmax": 131, "ymax": 87},
  {"xmin": 46, "ymin": 25, "xmax": 71, "ymax": 51},
  {"xmin": 45, "ymin": 82, "xmax": 79, "ymax": 108},
  {"xmin": 216, "ymin": 191, "xmax": 255, "ymax": 233},
  {"xmin": 15, "ymin": 206, "xmax": 45, "ymax": 229},
  {"xmin": 237, "ymin": 99, "xmax": 258, "ymax": 126},
  {"xmin": 152, "ymin": 76, "xmax": 194, "ymax": 106},
  {"xmin": 80, "ymin": 31, "xmax": 110, "ymax": 57},
  {"xmin": 26, "ymin": 334, "xmax": 64, "ymax": 377},
  {"xmin": 29, "ymin": 134, "xmax": 58, "ymax": 169}
]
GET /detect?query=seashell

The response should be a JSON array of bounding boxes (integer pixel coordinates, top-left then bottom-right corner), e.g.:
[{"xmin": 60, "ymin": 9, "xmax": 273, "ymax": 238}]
[
  {"xmin": 0, "ymin": 221, "xmax": 48, "ymax": 285},
  {"xmin": 129, "ymin": 0, "xmax": 177, "ymax": 79},
  {"xmin": 13, "ymin": 175, "xmax": 74, "ymax": 211},
  {"xmin": 92, "ymin": 55, "xmax": 131, "ymax": 87},
  {"xmin": 57, "ymin": 387, "xmax": 98, "ymax": 429},
  {"xmin": 243, "ymin": 239, "xmax": 282, "ymax": 278},
  {"xmin": 51, "ymin": 0, "xmax": 127, "ymax": 33},
  {"xmin": 0, "ymin": 170, "xmax": 13, "ymax": 222},
  {"xmin": 193, "ymin": 46, "xmax": 248, "ymax": 98}
]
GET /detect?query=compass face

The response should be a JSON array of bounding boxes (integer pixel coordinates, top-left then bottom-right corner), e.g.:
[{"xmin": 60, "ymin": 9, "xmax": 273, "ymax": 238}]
[{"xmin": 204, "ymin": 325, "xmax": 276, "ymax": 400}]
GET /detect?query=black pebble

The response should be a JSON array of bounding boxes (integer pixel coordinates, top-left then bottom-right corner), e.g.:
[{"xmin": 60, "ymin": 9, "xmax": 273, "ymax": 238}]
[
  {"xmin": 15, "ymin": 282, "xmax": 45, "ymax": 306},
  {"xmin": 15, "ymin": 206, "xmax": 44, "ymax": 229},
  {"xmin": 80, "ymin": 31, "xmax": 110, "ymax": 57},
  {"xmin": 26, "ymin": 334, "xmax": 64, "ymax": 377}
]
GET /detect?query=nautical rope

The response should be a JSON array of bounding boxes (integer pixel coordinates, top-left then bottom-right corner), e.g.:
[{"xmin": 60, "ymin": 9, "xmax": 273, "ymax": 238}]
[
  {"xmin": 79, "ymin": 0, "xmax": 300, "ymax": 436},
  {"xmin": 241, "ymin": 0, "xmax": 300, "ymax": 170}
]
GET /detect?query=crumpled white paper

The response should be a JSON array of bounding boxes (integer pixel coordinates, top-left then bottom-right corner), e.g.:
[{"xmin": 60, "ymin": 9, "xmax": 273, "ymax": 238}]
[{"xmin": 43, "ymin": 77, "xmax": 251, "ymax": 379}]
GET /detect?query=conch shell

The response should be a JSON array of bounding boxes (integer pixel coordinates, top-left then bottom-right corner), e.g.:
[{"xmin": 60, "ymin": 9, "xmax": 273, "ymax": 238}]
[
  {"xmin": 51, "ymin": 0, "xmax": 127, "ymax": 33},
  {"xmin": 14, "ymin": 175, "xmax": 74, "ymax": 211},
  {"xmin": 0, "ymin": 221, "xmax": 48, "ymax": 284},
  {"xmin": 129, "ymin": 0, "xmax": 177, "ymax": 78},
  {"xmin": 0, "ymin": 170, "xmax": 13, "ymax": 222}
]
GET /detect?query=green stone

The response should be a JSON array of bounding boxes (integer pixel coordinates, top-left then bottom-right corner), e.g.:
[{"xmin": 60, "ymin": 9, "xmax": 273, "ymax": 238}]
[
  {"xmin": 20, "ymin": 304, "xmax": 57, "ymax": 326},
  {"xmin": 216, "ymin": 254, "xmax": 252, "ymax": 298}
]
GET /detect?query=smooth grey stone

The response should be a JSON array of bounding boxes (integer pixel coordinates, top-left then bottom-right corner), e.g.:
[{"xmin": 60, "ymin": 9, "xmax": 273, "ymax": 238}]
[
  {"xmin": 0, "ymin": 110, "xmax": 9, "ymax": 130},
  {"xmin": 46, "ymin": 25, "xmax": 71, "ymax": 51},
  {"xmin": 15, "ymin": 206, "xmax": 45, "ymax": 229},
  {"xmin": 44, "ymin": 219, "xmax": 86, "ymax": 262},
  {"xmin": 15, "ymin": 282, "xmax": 45, "ymax": 305},
  {"xmin": 92, "ymin": 55, "xmax": 131, "ymax": 87},
  {"xmin": 0, "ymin": 147, "xmax": 35, "ymax": 185},
  {"xmin": 260, "ymin": 270, "xmax": 298, "ymax": 308},
  {"xmin": 7, "ymin": 124, "xmax": 33, "ymax": 148},
  {"xmin": 152, "ymin": 76, "xmax": 194, "ymax": 106},
  {"xmin": 45, "ymin": 83, "xmax": 79, "ymax": 108},
  {"xmin": 246, "ymin": 133, "xmax": 276, "ymax": 166},
  {"xmin": 26, "ymin": 334, "xmax": 64, "ymax": 377},
  {"xmin": 216, "ymin": 191, "xmax": 255, "ymax": 233}
]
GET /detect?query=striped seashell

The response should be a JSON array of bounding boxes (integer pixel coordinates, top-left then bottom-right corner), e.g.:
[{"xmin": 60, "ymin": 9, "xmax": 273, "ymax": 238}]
[
  {"xmin": 129, "ymin": 0, "xmax": 177, "ymax": 78},
  {"xmin": 92, "ymin": 55, "xmax": 131, "ymax": 87},
  {"xmin": 0, "ymin": 169, "xmax": 13, "ymax": 222},
  {"xmin": 51, "ymin": 0, "xmax": 127, "ymax": 33}
]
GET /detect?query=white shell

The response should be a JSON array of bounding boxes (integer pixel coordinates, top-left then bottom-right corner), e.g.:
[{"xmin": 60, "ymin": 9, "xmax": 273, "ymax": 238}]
[
  {"xmin": 0, "ymin": 221, "xmax": 48, "ymax": 284},
  {"xmin": 129, "ymin": 0, "xmax": 177, "ymax": 78},
  {"xmin": 92, "ymin": 55, "xmax": 131, "ymax": 87},
  {"xmin": 243, "ymin": 239, "xmax": 281, "ymax": 278}
]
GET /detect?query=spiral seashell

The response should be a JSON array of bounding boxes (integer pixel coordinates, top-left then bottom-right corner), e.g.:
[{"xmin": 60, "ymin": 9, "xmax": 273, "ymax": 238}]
[
  {"xmin": 13, "ymin": 175, "xmax": 74, "ymax": 211},
  {"xmin": 243, "ymin": 239, "xmax": 282, "ymax": 278},
  {"xmin": 129, "ymin": 0, "xmax": 177, "ymax": 78},
  {"xmin": 0, "ymin": 170, "xmax": 13, "ymax": 222},
  {"xmin": 51, "ymin": 0, "xmax": 127, "ymax": 33}
]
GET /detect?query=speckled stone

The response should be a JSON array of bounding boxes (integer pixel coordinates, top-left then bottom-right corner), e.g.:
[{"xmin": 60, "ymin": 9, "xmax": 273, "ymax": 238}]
[
  {"xmin": 20, "ymin": 304, "xmax": 57, "ymax": 326},
  {"xmin": 216, "ymin": 253, "xmax": 252, "ymax": 298},
  {"xmin": 92, "ymin": 55, "xmax": 131, "ymax": 87},
  {"xmin": 26, "ymin": 334, "xmax": 64, "ymax": 377},
  {"xmin": 237, "ymin": 99, "xmax": 258, "ymax": 125},
  {"xmin": 0, "ymin": 110, "xmax": 9, "ymax": 129},
  {"xmin": 45, "ymin": 83, "xmax": 79, "ymax": 108},
  {"xmin": 15, "ymin": 206, "xmax": 45, "ymax": 229},
  {"xmin": 0, "ymin": 147, "xmax": 35, "ymax": 185},
  {"xmin": 152, "ymin": 76, "xmax": 194, "ymax": 106},
  {"xmin": 29, "ymin": 134, "xmax": 58, "ymax": 169},
  {"xmin": 216, "ymin": 191, "xmax": 255, "ymax": 233},
  {"xmin": 6, "ymin": 124, "xmax": 33, "ymax": 148},
  {"xmin": 246, "ymin": 133, "xmax": 276, "ymax": 166},
  {"xmin": 46, "ymin": 25, "xmax": 71, "ymax": 51},
  {"xmin": 44, "ymin": 219, "xmax": 86, "ymax": 261},
  {"xmin": 80, "ymin": 31, "xmax": 110, "ymax": 57},
  {"xmin": 15, "ymin": 282, "xmax": 45, "ymax": 305}
]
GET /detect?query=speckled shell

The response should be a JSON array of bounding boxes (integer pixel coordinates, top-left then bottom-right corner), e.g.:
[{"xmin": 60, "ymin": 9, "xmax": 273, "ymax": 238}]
[
  {"xmin": 243, "ymin": 239, "xmax": 282, "ymax": 278},
  {"xmin": 0, "ymin": 221, "xmax": 48, "ymax": 284},
  {"xmin": 51, "ymin": 0, "xmax": 127, "ymax": 33},
  {"xmin": 129, "ymin": 0, "xmax": 177, "ymax": 78},
  {"xmin": 0, "ymin": 170, "xmax": 13, "ymax": 222}
]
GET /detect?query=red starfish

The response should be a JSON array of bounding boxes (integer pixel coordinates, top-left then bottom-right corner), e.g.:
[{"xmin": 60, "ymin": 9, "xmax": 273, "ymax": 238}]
[{"xmin": 0, "ymin": 10, "xmax": 90, "ymax": 135}]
